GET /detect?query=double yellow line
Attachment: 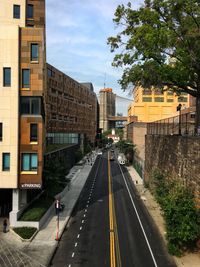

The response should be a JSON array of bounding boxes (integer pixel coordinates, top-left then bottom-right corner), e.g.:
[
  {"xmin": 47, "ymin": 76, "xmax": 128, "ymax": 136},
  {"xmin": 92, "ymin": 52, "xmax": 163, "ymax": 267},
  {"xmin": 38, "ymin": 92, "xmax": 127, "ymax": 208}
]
[{"xmin": 108, "ymin": 152, "xmax": 122, "ymax": 267}]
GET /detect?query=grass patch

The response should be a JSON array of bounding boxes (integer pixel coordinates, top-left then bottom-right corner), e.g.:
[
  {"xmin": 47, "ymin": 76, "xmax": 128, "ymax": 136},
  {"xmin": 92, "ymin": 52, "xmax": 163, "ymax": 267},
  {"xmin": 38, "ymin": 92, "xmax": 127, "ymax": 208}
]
[{"xmin": 13, "ymin": 227, "xmax": 37, "ymax": 239}]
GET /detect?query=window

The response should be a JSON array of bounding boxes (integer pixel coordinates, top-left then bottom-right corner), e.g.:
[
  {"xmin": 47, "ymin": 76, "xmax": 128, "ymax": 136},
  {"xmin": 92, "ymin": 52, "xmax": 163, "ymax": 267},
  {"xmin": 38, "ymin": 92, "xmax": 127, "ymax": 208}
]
[
  {"xmin": 142, "ymin": 90, "xmax": 152, "ymax": 95},
  {"xmin": 155, "ymin": 97, "xmax": 164, "ymax": 102},
  {"xmin": 22, "ymin": 69, "xmax": 30, "ymax": 88},
  {"xmin": 30, "ymin": 124, "xmax": 38, "ymax": 142},
  {"xmin": 22, "ymin": 153, "xmax": 38, "ymax": 171},
  {"xmin": 167, "ymin": 98, "xmax": 174, "ymax": 102},
  {"xmin": 2, "ymin": 153, "xmax": 10, "ymax": 171},
  {"xmin": 142, "ymin": 97, "xmax": 152, "ymax": 102},
  {"xmin": 3, "ymin": 68, "xmax": 11, "ymax": 87},
  {"xmin": 167, "ymin": 91, "xmax": 174, "ymax": 95},
  {"xmin": 31, "ymin": 44, "xmax": 39, "ymax": 61},
  {"xmin": 178, "ymin": 97, "xmax": 188, "ymax": 102},
  {"xmin": 0, "ymin": 123, "xmax": 2, "ymax": 141},
  {"xmin": 13, "ymin": 5, "xmax": 20, "ymax": 19},
  {"xmin": 21, "ymin": 97, "xmax": 41, "ymax": 115},
  {"xmin": 27, "ymin": 4, "xmax": 34, "ymax": 18}
]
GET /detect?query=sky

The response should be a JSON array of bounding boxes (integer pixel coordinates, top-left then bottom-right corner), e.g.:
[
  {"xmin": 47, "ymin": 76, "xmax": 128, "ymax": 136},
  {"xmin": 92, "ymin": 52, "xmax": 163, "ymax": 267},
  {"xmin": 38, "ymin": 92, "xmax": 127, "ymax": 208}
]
[{"xmin": 46, "ymin": 0, "xmax": 144, "ymax": 99}]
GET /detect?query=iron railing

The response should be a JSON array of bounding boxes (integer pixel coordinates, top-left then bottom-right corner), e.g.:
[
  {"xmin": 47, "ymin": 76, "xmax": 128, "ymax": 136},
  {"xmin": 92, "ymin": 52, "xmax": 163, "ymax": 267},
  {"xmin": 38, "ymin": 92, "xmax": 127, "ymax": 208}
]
[{"xmin": 147, "ymin": 112, "xmax": 196, "ymax": 136}]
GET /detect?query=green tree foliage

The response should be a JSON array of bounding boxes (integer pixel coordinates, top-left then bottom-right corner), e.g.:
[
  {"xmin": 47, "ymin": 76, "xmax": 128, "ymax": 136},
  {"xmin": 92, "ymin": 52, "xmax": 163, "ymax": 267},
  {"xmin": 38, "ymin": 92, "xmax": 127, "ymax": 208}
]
[
  {"xmin": 108, "ymin": 0, "xmax": 200, "ymax": 130},
  {"xmin": 151, "ymin": 169, "xmax": 200, "ymax": 255}
]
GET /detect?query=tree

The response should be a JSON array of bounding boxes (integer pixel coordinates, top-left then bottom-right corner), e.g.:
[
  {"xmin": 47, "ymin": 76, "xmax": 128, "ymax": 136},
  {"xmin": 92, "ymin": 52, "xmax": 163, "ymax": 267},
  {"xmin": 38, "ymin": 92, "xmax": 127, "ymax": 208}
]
[{"xmin": 108, "ymin": 0, "xmax": 200, "ymax": 131}]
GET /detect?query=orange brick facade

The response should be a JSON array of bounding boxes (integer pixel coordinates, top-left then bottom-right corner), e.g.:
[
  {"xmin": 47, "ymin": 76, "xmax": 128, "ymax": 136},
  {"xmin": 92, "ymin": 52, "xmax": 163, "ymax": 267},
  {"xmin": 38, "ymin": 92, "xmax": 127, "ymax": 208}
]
[
  {"xmin": 19, "ymin": 0, "xmax": 46, "ymax": 188},
  {"xmin": 46, "ymin": 64, "xmax": 97, "ymax": 144}
]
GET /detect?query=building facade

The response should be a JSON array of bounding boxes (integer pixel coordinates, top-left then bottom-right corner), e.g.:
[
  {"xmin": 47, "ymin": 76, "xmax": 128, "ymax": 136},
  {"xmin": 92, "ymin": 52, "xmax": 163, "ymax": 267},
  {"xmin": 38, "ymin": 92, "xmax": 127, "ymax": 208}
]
[
  {"xmin": 0, "ymin": 0, "xmax": 46, "ymax": 221},
  {"xmin": 99, "ymin": 88, "xmax": 116, "ymax": 132},
  {"xmin": 128, "ymin": 86, "xmax": 190, "ymax": 123},
  {"xmin": 46, "ymin": 64, "xmax": 97, "ymax": 145},
  {"xmin": 0, "ymin": 0, "xmax": 97, "ymax": 223}
]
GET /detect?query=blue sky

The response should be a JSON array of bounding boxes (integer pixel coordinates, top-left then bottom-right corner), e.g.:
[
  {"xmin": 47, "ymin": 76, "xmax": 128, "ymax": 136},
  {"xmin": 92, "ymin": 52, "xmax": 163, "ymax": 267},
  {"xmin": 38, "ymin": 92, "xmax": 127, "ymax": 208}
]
[{"xmin": 46, "ymin": 0, "xmax": 144, "ymax": 98}]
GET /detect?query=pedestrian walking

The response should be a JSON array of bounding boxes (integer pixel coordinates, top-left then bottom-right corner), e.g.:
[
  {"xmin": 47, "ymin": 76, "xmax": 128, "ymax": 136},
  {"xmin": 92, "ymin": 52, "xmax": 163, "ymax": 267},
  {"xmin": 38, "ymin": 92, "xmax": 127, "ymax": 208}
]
[
  {"xmin": 55, "ymin": 198, "xmax": 60, "ymax": 215},
  {"xmin": 3, "ymin": 218, "xmax": 7, "ymax": 233}
]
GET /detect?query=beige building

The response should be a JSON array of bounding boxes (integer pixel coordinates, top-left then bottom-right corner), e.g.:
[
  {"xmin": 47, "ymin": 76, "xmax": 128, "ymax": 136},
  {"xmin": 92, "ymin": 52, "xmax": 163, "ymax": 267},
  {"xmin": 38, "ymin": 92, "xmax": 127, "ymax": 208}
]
[
  {"xmin": 0, "ymin": 0, "xmax": 46, "ymax": 222},
  {"xmin": 128, "ymin": 86, "xmax": 190, "ymax": 123}
]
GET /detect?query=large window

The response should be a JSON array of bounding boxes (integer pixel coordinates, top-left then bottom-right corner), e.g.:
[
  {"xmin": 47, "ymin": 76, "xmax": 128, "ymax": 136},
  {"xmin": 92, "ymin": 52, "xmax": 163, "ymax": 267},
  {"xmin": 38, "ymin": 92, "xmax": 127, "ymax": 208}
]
[
  {"xmin": 3, "ymin": 68, "xmax": 11, "ymax": 87},
  {"xmin": 178, "ymin": 97, "xmax": 188, "ymax": 102},
  {"xmin": 21, "ymin": 97, "xmax": 41, "ymax": 115},
  {"xmin": 22, "ymin": 69, "xmax": 30, "ymax": 88},
  {"xmin": 22, "ymin": 153, "xmax": 38, "ymax": 171},
  {"xmin": 155, "ymin": 97, "xmax": 164, "ymax": 102},
  {"xmin": 0, "ymin": 123, "xmax": 2, "ymax": 141},
  {"xmin": 31, "ymin": 44, "xmax": 39, "ymax": 61},
  {"xmin": 13, "ymin": 5, "xmax": 20, "ymax": 19},
  {"xmin": 142, "ymin": 97, "xmax": 152, "ymax": 102},
  {"xmin": 27, "ymin": 4, "xmax": 34, "ymax": 18},
  {"xmin": 2, "ymin": 153, "xmax": 10, "ymax": 171},
  {"xmin": 30, "ymin": 124, "xmax": 38, "ymax": 142}
]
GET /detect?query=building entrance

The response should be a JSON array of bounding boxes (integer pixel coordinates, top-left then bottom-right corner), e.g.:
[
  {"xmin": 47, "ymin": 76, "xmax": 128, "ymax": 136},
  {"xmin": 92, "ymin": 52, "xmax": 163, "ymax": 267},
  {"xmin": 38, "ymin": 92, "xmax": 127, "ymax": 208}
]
[{"xmin": 0, "ymin": 189, "xmax": 12, "ymax": 217}]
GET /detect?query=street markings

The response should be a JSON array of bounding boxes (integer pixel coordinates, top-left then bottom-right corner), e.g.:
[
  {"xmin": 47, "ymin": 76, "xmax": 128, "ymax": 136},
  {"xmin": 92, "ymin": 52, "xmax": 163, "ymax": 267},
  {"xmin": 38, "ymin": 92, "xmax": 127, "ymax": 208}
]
[
  {"xmin": 108, "ymin": 152, "xmax": 122, "ymax": 267},
  {"xmin": 118, "ymin": 163, "xmax": 158, "ymax": 267}
]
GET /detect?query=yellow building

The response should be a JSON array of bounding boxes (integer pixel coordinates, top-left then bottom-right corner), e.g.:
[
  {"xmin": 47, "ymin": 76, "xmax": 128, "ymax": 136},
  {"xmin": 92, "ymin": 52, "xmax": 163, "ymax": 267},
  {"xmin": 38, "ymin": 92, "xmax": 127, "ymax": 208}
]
[{"xmin": 128, "ymin": 86, "xmax": 190, "ymax": 122}]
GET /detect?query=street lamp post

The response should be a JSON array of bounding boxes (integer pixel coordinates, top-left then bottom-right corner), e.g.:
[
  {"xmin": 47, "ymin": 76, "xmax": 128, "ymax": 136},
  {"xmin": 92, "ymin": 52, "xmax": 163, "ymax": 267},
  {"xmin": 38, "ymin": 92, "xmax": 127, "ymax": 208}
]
[{"xmin": 177, "ymin": 104, "xmax": 182, "ymax": 135}]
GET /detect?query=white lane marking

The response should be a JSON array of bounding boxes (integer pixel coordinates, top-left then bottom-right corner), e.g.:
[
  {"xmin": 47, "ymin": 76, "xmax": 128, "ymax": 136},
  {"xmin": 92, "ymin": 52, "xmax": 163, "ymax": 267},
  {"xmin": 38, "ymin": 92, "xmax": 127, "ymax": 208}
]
[
  {"xmin": 118, "ymin": 163, "xmax": 158, "ymax": 267},
  {"xmin": 80, "ymin": 226, "xmax": 82, "ymax": 230},
  {"xmin": 84, "ymin": 214, "xmax": 86, "ymax": 217},
  {"xmin": 72, "ymin": 252, "xmax": 75, "ymax": 258},
  {"xmin": 86, "ymin": 205, "xmax": 88, "ymax": 208},
  {"xmin": 82, "ymin": 220, "xmax": 85, "ymax": 224},
  {"xmin": 77, "ymin": 234, "xmax": 80, "ymax": 238},
  {"xmin": 75, "ymin": 242, "xmax": 78, "ymax": 247},
  {"xmin": 68, "ymin": 264, "xmax": 71, "ymax": 267},
  {"xmin": 85, "ymin": 209, "xmax": 87, "ymax": 212}
]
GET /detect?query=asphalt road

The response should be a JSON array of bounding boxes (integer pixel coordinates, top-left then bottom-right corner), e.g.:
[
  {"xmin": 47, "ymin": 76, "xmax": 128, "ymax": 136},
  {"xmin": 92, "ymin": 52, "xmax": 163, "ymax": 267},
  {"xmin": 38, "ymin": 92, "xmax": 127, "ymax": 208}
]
[{"xmin": 50, "ymin": 151, "xmax": 176, "ymax": 267}]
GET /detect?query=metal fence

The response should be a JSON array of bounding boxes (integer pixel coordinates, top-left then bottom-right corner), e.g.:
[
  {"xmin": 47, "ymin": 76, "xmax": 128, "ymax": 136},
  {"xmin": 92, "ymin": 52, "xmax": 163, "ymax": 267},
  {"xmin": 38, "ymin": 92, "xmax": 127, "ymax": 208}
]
[{"xmin": 147, "ymin": 112, "xmax": 196, "ymax": 135}]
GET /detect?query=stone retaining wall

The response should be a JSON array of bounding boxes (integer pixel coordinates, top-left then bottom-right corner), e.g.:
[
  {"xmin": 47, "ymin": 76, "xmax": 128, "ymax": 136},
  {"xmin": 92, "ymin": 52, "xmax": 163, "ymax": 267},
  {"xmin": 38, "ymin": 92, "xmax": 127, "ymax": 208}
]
[{"xmin": 145, "ymin": 135, "xmax": 200, "ymax": 207}]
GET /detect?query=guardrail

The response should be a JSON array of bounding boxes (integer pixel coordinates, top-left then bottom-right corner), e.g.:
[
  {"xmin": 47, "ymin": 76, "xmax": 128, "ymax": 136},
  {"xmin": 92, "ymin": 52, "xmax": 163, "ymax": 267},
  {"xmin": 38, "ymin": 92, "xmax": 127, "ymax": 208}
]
[{"xmin": 147, "ymin": 112, "xmax": 196, "ymax": 136}]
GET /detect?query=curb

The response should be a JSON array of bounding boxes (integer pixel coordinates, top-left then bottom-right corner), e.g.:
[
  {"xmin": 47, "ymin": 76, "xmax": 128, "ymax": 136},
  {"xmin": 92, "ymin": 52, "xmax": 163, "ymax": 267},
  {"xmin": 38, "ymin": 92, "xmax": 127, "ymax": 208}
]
[{"xmin": 46, "ymin": 157, "xmax": 97, "ymax": 266}]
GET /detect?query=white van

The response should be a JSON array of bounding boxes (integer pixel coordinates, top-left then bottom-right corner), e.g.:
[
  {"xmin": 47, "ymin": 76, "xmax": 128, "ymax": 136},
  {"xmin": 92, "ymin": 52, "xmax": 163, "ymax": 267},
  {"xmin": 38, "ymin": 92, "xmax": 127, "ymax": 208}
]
[{"xmin": 118, "ymin": 153, "xmax": 126, "ymax": 165}]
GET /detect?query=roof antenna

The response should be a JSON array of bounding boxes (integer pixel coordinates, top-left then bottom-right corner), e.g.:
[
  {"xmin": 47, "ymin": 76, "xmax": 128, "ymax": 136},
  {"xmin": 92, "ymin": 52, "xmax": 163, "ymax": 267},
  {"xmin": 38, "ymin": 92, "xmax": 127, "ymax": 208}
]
[{"xmin": 104, "ymin": 73, "xmax": 106, "ymax": 88}]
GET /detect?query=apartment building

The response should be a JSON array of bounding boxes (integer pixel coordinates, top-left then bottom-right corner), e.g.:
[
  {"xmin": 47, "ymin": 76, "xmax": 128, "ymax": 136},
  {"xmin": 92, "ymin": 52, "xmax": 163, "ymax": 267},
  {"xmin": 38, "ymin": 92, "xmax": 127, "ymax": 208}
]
[
  {"xmin": 128, "ymin": 86, "xmax": 190, "ymax": 122},
  {"xmin": 0, "ymin": 0, "xmax": 97, "ymax": 223},
  {"xmin": 0, "ymin": 0, "xmax": 46, "ymax": 221}
]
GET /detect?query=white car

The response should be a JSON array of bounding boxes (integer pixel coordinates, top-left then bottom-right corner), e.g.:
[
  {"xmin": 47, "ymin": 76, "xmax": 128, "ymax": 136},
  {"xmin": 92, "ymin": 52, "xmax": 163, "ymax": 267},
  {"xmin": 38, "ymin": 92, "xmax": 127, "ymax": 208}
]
[{"xmin": 97, "ymin": 151, "xmax": 102, "ymax": 155}]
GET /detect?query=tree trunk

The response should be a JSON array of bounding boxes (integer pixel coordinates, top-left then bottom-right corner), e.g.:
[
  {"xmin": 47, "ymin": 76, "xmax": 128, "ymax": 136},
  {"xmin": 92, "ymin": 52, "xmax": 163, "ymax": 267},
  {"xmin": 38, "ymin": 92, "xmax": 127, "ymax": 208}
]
[{"xmin": 195, "ymin": 95, "xmax": 200, "ymax": 134}]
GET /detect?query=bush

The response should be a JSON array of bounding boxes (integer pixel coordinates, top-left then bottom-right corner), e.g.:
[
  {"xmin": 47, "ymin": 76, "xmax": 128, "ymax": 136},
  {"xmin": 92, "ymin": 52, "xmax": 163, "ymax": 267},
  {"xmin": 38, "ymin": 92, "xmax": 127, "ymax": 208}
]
[
  {"xmin": 13, "ymin": 227, "xmax": 37, "ymax": 239},
  {"xmin": 151, "ymin": 169, "xmax": 200, "ymax": 255},
  {"xmin": 19, "ymin": 194, "xmax": 53, "ymax": 221}
]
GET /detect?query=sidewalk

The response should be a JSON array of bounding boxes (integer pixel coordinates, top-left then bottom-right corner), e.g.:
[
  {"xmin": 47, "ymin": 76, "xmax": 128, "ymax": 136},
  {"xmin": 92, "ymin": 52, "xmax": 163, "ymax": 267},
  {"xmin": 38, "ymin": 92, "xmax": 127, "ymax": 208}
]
[
  {"xmin": 127, "ymin": 166, "xmax": 200, "ymax": 267},
  {"xmin": 0, "ymin": 156, "xmax": 96, "ymax": 267}
]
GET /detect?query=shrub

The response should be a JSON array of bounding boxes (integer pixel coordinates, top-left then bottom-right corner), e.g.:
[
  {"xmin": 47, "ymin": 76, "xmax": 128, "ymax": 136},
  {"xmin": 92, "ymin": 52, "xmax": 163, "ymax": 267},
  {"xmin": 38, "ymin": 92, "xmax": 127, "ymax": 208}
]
[
  {"xmin": 19, "ymin": 194, "xmax": 53, "ymax": 221},
  {"xmin": 151, "ymin": 169, "xmax": 200, "ymax": 255},
  {"xmin": 13, "ymin": 227, "xmax": 37, "ymax": 239}
]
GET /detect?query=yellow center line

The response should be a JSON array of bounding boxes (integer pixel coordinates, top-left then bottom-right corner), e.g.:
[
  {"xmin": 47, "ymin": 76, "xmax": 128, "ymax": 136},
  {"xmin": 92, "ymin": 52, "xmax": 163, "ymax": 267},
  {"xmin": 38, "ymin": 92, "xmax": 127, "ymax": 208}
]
[{"xmin": 108, "ymin": 151, "xmax": 116, "ymax": 267}]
